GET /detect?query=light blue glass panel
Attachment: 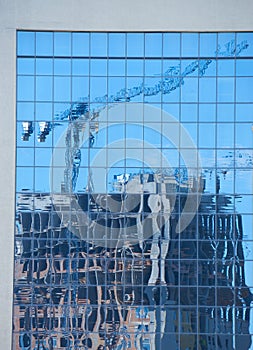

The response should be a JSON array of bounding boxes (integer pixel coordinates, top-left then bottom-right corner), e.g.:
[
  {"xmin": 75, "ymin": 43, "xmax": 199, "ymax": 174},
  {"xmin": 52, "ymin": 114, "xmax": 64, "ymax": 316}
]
[
  {"xmin": 235, "ymin": 195, "xmax": 253, "ymax": 214},
  {"xmin": 217, "ymin": 33, "xmax": 236, "ymax": 57},
  {"xmin": 54, "ymin": 59, "xmax": 71, "ymax": 75},
  {"xmin": 217, "ymin": 104, "xmax": 234, "ymax": 122},
  {"xmin": 35, "ymin": 148, "xmax": 52, "ymax": 166},
  {"xmin": 217, "ymin": 77, "xmax": 235, "ymax": 102},
  {"xmin": 126, "ymin": 77, "xmax": 144, "ymax": 102},
  {"xmin": 17, "ymin": 148, "xmax": 34, "ymax": 166},
  {"xmin": 145, "ymin": 33, "xmax": 162, "ymax": 57},
  {"xmin": 72, "ymin": 59, "xmax": 89, "ymax": 76},
  {"xmin": 235, "ymin": 170, "xmax": 253, "ymax": 194},
  {"xmin": 199, "ymin": 33, "xmax": 217, "ymax": 57},
  {"xmin": 91, "ymin": 33, "xmax": 107, "ymax": 57},
  {"xmin": 54, "ymin": 77, "xmax": 71, "ymax": 102},
  {"xmin": 75, "ymin": 167, "xmax": 89, "ymax": 192},
  {"xmin": 144, "ymin": 123, "xmax": 161, "ymax": 147},
  {"xmin": 236, "ymin": 104, "xmax": 253, "ymax": 122},
  {"xmin": 199, "ymin": 104, "xmax": 216, "ymax": 122},
  {"xmin": 93, "ymin": 123, "xmax": 107, "ymax": 148},
  {"xmin": 236, "ymin": 59, "xmax": 253, "ymax": 76},
  {"xmin": 108, "ymin": 59, "xmax": 125, "ymax": 76},
  {"xmin": 181, "ymin": 104, "xmax": 197, "ymax": 122},
  {"xmin": 162, "ymin": 148, "xmax": 179, "ymax": 168},
  {"xmin": 108, "ymin": 124, "xmax": 125, "ymax": 146},
  {"xmin": 162, "ymin": 104, "xmax": 180, "ymax": 121},
  {"xmin": 127, "ymin": 33, "xmax": 144, "ymax": 57},
  {"xmin": 236, "ymin": 77, "xmax": 253, "ymax": 102},
  {"xmin": 126, "ymin": 59, "xmax": 144, "ymax": 76},
  {"xmin": 181, "ymin": 78, "xmax": 198, "ymax": 102},
  {"xmin": 36, "ymin": 76, "xmax": 53, "ymax": 101},
  {"xmin": 52, "ymin": 121, "xmax": 68, "ymax": 145},
  {"xmin": 35, "ymin": 103, "xmax": 52, "ymax": 121},
  {"xmin": 72, "ymin": 33, "xmax": 89, "ymax": 56},
  {"xmin": 126, "ymin": 124, "xmax": 143, "ymax": 142},
  {"xmin": 199, "ymin": 123, "xmax": 215, "ymax": 148},
  {"xmin": 17, "ymin": 31, "xmax": 35, "ymax": 56},
  {"xmin": 54, "ymin": 32, "xmax": 71, "ymax": 56},
  {"xmin": 162, "ymin": 86, "xmax": 180, "ymax": 103},
  {"xmin": 35, "ymin": 167, "xmax": 50, "ymax": 192},
  {"xmin": 236, "ymin": 32, "xmax": 253, "ymax": 57},
  {"xmin": 181, "ymin": 60, "xmax": 199, "ymax": 76},
  {"xmin": 108, "ymin": 77, "xmax": 125, "ymax": 99},
  {"xmin": 90, "ymin": 77, "xmax": 107, "ymax": 102},
  {"xmin": 182, "ymin": 33, "xmax": 198, "ymax": 57},
  {"xmin": 16, "ymin": 122, "xmax": 35, "ymax": 147},
  {"xmin": 72, "ymin": 77, "xmax": 89, "ymax": 102},
  {"xmin": 17, "ymin": 102, "xmax": 34, "ymax": 121},
  {"xmin": 199, "ymin": 149, "xmax": 215, "ymax": 169},
  {"xmin": 36, "ymin": 58, "xmax": 53, "ymax": 75},
  {"xmin": 163, "ymin": 33, "xmax": 180, "ymax": 57},
  {"xmin": 217, "ymin": 59, "xmax": 235, "ymax": 76},
  {"xmin": 17, "ymin": 76, "xmax": 34, "ymax": 101},
  {"xmin": 90, "ymin": 59, "xmax": 107, "ymax": 76},
  {"xmin": 144, "ymin": 77, "xmax": 162, "ymax": 103},
  {"xmin": 181, "ymin": 123, "xmax": 198, "ymax": 147},
  {"xmin": 16, "ymin": 167, "xmax": 34, "ymax": 191},
  {"xmin": 36, "ymin": 32, "xmax": 53, "ymax": 56},
  {"xmin": 236, "ymin": 123, "xmax": 253, "ymax": 148},
  {"xmin": 17, "ymin": 58, "xmax": 34, "ymax": 75},
  {"xmin": 109, "ymin": 33, "xmax": 126, "ymax": 57},
  {"xmin": 217, "ymin": 123, "xmax": 234, "ymax": 148},
  {"xmin": 145, "ymin": 59, "xmax": 162, "ymax": 76},
  {"xmin": 199, "ymin": 78, "xmax": 216, "ymax": 103}
]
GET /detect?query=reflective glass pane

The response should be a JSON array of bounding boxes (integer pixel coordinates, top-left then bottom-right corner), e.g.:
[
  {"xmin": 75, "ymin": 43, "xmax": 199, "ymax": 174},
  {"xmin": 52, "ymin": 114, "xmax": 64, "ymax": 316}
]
[
  {"xmin": 54, "ymin": 32, "xmax": 71, "ymax": 56},
  {"xmin": 54, "ymin": 59, "xmax": 71, "ymax": 75},
  {"xmin": 182, "ymin": 33, "xmax": 198, "ymax": 57},
  {"xmin": 36, "ymin": 58, "xmax": 53, "ymax": 75},
  {"xmin": 90, "ymin": 33, "xmax": 107, "ymax": 57},
  {"xmin": 72, "ymin": 32, "xmax": 89, "ymax": 56},
  {"xmin": 36, "ymin": 76, "xmax": 53, "ymax": 101},
  {"xmin": 145, "ymin": 33, "xmax": 162, "ymax": 57},
  {"xmin": 17, "ymin": 31, "xmax": 35, "ymax": 56},
  {"xmin": 127, "ymin": 33, "xmax": 144, "ymax": 57},
  {"xmin": 36, "ymin": 32, "xmax": 53, "ymax": 56},
  {"xmin": 17, "ymin": 58, "xmax": 34, "ymax": 75},
  {"xmin": 17, "ymin": 76, "xmax": 35, "ymax": 101},
  {"xmin": 54, "ymin": 77, "xmax": 71, "ymax": 102},
  {"xmin": 163, "ymin": 33, "xmax": 180, "ymax": 57},
  {"xmin": 108, "ymin": 33, "xmax": 126, "ymax": 57}
]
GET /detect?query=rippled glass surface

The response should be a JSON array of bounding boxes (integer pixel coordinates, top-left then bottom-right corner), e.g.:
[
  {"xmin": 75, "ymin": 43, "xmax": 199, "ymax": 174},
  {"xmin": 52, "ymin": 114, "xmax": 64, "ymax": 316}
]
[{"xmin": 14, "ymin": 31, "xmax": 253, "ymax": 349}]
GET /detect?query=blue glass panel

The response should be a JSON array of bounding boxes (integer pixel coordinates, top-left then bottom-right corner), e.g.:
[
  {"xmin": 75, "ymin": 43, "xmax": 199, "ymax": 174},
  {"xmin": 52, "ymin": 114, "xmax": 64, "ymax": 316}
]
[
  {"xmin": 236, "ymin": 77, "xmax": 253, "ymax": 102},
  {"xmin": 217, "ymin": 77, "xmax": 235, "ymax": 102},
  {"xmin": 17, "ymin": 148, "xmax": 34, "ymax": 166},
  {"xmin": 17, "ymin": 76, "xmax": 35, "ymax": 101},
  {"xmin": 181, "ymin": 123, "xmax": 198, "ymax": 146},
  {"xmin": 126, "ymin": 77, "xmax": 144, "ymax": 102},
  {"xmin": 236, "ymin": 123, "xmax": 253, "ymax": 148},
  {"xmin": 236, "ymin": 103, "xmax": 253, "ymax": 122},
  {"xmin": 17, "ymin": 102, "xmax": 34, "ymax": 121},
  {"xmin": 126, "ymin": 59, "xmax": 144, "ymax": 76},
  {"xmin": 127, "ymin": 33, "xmax": 144, "ymax": 57},
  {"xmin": 54, "ymin": 32, "xmax": 71, "ymax": 56},
  {"xmin": 72, "ymin": 32, "xmax": 89, "ymax": 56},
  {"xmin": 36, "ymin": 58, "xmax": 53, "ymax": 75},
  {"xmin": 145, "ymin": 59, "xmax": 162, "ymax": 76},
  {"xmin": 236, "ymin": 32, "xmax": 253, "ymax": 57},
  {"xmin": 108, "ymin": 59, "xmax": 125, "ymax": 76},
  {"xmin": 199, "ymin": 78, "xmax": 216, "ymax": 103},
  {"xmin": 199, "ymin": 123, "xmax": 215, "ymax": 148},
  {"xmin": 72, "ymin": 77, "xmax": 89, "ymax": 102},
  {"xmin": 72, "ymin": 59, "xmax": 89, "ymax": 76},
  {"xmin": 182, "ymin": 33, "xmax": 198, "ymax": 57},
  {"xmin": 236, "ymin": 59, "xmax": 253, "ymax": 76},
  {"xmin": 90, "ymin": 59, "xmax": 107, "ymax": 76},
  {"xmin": 35, "ymin": 167, "xmax": 50, "ymax": 192},
  {"xmin": 199, "ymin": 103, "xmax": 216, "ymax": 122},
  {"xmin": 17, "ymin": 31, "xmax": 35, "ymax": 56},
  {"xmin": 35, "ymin": 148, "xmax": 52, "ymax": 166},
  {"xmin": 108, "ymin": 124, "xmax": 125, "ymax": 145},
  {"xmin": 199, "ymin": 33, "xmax": 217, "ymax": 57},
  {"xmin": 36, "ymin": 76, "xmax": 53, "ymax": 101},
  {"xmin": 217, "ymin": 123, "xmax": 234, "ymax": 148},
  {"xmin": 16, "ymin": 167, "xmax": 34, "ymax": 191},
  {"xmin": 36, "ymin": 32, "xmax": 53, "ymax": 56},
  {"xmin": 75, "ymin": 167, "xmax": 89, "ymax": 192},
  {"xmin": 217, "ymin": 33, "xmax": 236, "ymax": 57},
  {"xmin": 90, "ymin": 77, "xmax": 107, "ymax": 102},
  {"xmin": 181, "ymin": 104, "xmax": 198, "ymax": 122},
  {"xmin": 217, "ymin": 104, "xmax": 234, "ymax": 122},
  {"xmin": 217, "ymin": 59, "xmax": 235, "ymax": 76},
  {"xmin": 163, "ymin": 33, "xmax": 180, "ymax": 57},
  {"xmin": 181, "ymin": 77, "xmax": 198, "ymax": 102},
  {"xmin": 108, "ymin": 77, "xmax": 125, "ymax": 100},
  {"xmin": 91, "ymin": 33, "xmax": 107, "ymax": 57},
  {"xmin": 54, "ymin": 59, "xmax": 71, "ymax": 75},
  {"xmin": 145, "ymin": 33, "xmax": 162, "ymax": 57},
  {"xmin": 17, "ymin": 58, "xmax": 34, "ymax": 75},
  {"xmin": 54, "ymin": 77, "xmax": 71, "ymax": 102},
  {"xmin": 16, "ymin": 122, "xmax": 35, "ymax": 147},
  {"xmin": 109, "ymin": 33, "xmax": 126, "ymax": 57},
  {"xmin": 35, "ymin": 102, "xmax": 53, "ymax": 121}
]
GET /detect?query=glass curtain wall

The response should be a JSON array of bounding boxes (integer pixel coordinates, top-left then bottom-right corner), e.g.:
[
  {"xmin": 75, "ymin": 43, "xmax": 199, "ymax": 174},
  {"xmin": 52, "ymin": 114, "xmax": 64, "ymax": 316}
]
[{"xmin": 14, "ymin": 31, "xmax": 253, "ymax": 349}]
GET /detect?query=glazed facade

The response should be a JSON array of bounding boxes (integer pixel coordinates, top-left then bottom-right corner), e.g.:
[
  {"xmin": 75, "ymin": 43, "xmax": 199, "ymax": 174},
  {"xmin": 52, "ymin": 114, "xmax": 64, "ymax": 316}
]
[{"xmin": 14, "ymin": 32, "xmax": 253, "ymax": 349}]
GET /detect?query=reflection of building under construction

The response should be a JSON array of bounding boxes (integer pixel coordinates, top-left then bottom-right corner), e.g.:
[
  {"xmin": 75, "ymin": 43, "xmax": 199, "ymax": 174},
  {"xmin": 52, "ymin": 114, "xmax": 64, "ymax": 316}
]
[{"xmin": 13, "ymin": 174, "xmax": 253, "ymax": 350}]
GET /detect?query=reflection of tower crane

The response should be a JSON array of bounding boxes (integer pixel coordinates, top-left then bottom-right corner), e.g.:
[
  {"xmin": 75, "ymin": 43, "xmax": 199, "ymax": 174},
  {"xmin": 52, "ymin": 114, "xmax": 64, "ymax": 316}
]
[{"xmin": 20, "ymin": 40, "xmax": 249, "ymax": 192}]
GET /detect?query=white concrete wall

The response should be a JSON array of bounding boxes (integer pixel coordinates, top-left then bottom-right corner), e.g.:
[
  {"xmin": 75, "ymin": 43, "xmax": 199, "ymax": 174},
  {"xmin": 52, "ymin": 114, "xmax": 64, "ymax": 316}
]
[{"xmin": 0, "ymin": 0, "xmax": 253, "ymax": 348}]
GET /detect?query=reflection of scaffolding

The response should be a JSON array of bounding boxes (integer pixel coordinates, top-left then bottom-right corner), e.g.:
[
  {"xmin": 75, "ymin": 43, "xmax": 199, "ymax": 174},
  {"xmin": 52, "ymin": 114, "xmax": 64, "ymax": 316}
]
[{"xmin": 14, "ymin": 176, "xmax": 253, "ymax": 350}]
